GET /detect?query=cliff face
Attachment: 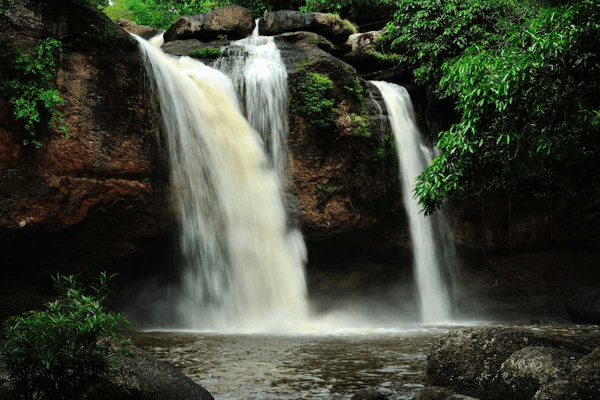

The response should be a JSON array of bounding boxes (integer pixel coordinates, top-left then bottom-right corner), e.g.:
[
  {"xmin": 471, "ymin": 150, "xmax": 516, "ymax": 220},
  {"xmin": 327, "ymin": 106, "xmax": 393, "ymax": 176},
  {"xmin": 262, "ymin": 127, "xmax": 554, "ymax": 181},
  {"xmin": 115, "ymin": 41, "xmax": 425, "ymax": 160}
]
[
  {"xmin": 1, "ymin": 4, "xmax": 599, "ymax": 322},
  {"xmin": 0, "ymin": 0, "xmax": 167, "ymax": 313}
]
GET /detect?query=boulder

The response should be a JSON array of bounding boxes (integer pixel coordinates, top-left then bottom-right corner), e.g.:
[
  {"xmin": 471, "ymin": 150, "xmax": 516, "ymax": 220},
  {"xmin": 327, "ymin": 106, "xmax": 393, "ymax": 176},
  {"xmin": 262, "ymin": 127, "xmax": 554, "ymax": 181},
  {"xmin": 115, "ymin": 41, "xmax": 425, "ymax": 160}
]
[
  {"xmin": 163, "ymin": 6, "xmax": 255, "ymax": 43},
  {"xmin": 497, "ymin": 346, "xmax": 582, "ymax": 400},
  {"xmin": 117, "ymin": 18, "xmax": 162, "ymax": 40},
  {"xmin": 566, "ymin": 286, "xmax": 600, "ymax": 324},
  {"xmin": 426, "ymin": 327, "xmax": 591, "ymax": 399},
  {"xmin": 260, "ymin": 11, "xmax": 358, "ymax": 44},
  {"xmin": 0, "ymin": 345, "xmax": 214, "ymax": 400}
]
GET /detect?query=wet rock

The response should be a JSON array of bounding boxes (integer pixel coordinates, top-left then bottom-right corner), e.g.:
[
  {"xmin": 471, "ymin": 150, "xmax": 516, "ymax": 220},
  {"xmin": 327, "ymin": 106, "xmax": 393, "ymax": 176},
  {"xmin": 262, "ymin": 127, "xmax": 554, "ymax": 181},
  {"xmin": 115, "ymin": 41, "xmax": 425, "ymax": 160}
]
[
  {"xmin": 566, "ymin": 286, "xmax": 600, "ymax": 324},
  {"xmin": 351, "ymin": 387, "xmax": 388, "ymax": 400},
  {"xmin": 260, "ymin": 11, "xmax": 358, "ymax": 44},
  {"xmin": 427, "ymin": 327, "xmax": 591, "ymax": 399},
  {"xmin": 497, "ymin": 346, "xmax": 582, "ymax": 400},
  {"xmin": 0, "ymin": 345, "xmax": 214, "ymax": 400},
  {"xmin": 0, "ymin": 0, "xmax": 166, "ymax": 305},
  {"xmin": 117, "ymin": 18, "xmax": 162, "ymax": 40},
  {"xmin": 163, "ymin": 6, "xmax": 255, "ymax": 43},
  {"xmin": 273, "ymin": 31, "xmax": 400, "ymax": 244}
]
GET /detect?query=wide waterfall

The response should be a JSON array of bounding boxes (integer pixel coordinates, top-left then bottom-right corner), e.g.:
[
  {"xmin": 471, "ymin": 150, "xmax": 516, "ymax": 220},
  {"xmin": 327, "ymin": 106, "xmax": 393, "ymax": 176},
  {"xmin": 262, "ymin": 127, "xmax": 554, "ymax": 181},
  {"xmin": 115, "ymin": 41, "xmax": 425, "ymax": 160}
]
[
  {"xmin": 372, "ymin": 81, "xmax": 452, "ymax": 323},
  {"xmin": 133, "ymin": 36, "xmax": 308, "ymax": 330}
]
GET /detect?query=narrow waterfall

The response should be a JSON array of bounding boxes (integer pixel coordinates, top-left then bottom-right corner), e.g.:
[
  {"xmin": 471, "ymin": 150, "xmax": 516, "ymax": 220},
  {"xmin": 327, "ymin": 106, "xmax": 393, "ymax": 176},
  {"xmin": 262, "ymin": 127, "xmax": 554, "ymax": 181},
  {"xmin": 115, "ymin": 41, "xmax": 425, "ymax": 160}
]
[
  {"xmin": 134, "ymin": 36, "xmax": 308, "ymax": 330},
  {"xmin": 372, "ymin": 81, "xmax": 451, "ymax": 323}
]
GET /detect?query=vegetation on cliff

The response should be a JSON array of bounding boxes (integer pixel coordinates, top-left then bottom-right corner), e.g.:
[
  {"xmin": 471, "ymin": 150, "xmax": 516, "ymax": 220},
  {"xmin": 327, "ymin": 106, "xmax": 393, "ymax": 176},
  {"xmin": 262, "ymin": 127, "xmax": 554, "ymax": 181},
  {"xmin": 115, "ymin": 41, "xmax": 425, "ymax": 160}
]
[
  {"xmin": 0, "ymin": 38, "xmax": 68, "ymax": 148},
  {"xmin": 382, "ymin": 0, "xmax": 600, "ymax": 215}
]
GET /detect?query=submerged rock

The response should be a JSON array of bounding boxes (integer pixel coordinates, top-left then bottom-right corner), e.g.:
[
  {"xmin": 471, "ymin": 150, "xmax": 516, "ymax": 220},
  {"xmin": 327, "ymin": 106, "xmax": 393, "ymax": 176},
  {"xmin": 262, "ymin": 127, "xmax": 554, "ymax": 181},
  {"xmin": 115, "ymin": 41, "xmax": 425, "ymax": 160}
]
[
  {"xmin": 163, "ymin": 5, "xmax": 255, "ymax": 43},
  {"xmin": 351, "ymin": 387, "xmax": 389, "ymax": 400},
  {"xmin": 260, "ymin": 11, "xmax": 358, "ymax": 43}
]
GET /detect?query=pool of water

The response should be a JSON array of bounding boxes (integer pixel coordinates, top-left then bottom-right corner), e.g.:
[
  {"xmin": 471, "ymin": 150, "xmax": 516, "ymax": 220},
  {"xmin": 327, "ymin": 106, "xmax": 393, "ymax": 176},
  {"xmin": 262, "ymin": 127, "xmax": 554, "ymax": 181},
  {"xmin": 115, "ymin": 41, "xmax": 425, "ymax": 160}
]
[
  {"xmin": 125, "ymin": 322, "xmax": 600, "ymax": 400},
  {"xmin": 126, "ymin": 324, "xmax": 471, "ymax": 400}
]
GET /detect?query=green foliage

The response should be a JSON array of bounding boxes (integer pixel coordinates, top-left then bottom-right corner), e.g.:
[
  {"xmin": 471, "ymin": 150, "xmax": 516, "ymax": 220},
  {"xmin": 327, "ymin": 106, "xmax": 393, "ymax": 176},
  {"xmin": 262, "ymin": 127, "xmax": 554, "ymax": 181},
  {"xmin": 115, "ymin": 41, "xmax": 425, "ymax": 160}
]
[
  {"xmin": 350, "ymin": 113, "xmax": 370, "ymax": 137},
  {"xmin": 373, "ymin": 135, "xmax": 396, "ymax": 160},
  {"xmin": 316, "ymin": 184, "xmax": 341, "ymax": 196},
  {"xmin": 189, "ymin": 47, "xmax": 229, "ymax": 59},
  {"xmin": 299, "ymin": 0, "xmax": 393, "ymax": 16},
  {"xmin": 103, "ymin": 0, "xmax": 133, "ymax": 20},
  {"xmin": 413, "ymin": 0, "xmax": 600, "ymax": 214},
  {"xmin": 382, "ymin": 0, "xmax": 514, "ymax": 86},
  {"xmin": 0, "ymin": 38, "xmax": 68, "ymax": 149},
  {"xmin": 2, "ymin": 272, "xmax": 132, "ymax": 400},
  {"xmin": 290, "ymin": 62, "xmax": 338, "ymax": 130},
  {"xmin": 0, "ymin": 0, "xmax": 12, "ymax": 14},
  {"xmin": 123, "ymin": 0, "xmax": 227, "ymax": 29}
]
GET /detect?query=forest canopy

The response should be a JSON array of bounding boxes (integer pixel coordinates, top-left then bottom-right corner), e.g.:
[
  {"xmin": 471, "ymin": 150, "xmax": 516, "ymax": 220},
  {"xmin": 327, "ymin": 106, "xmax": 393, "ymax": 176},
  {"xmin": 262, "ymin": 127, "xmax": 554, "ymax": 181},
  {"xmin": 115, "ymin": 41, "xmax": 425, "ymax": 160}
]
[{"xmin": 103, "ymin": 0, "xmax": 600, "ymax": 215}]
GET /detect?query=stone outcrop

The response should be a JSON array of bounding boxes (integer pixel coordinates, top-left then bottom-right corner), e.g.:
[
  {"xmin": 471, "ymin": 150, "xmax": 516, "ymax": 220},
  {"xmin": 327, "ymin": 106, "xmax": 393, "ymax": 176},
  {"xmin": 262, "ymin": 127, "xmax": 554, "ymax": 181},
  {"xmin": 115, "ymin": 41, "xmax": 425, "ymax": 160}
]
[
  {"xmin": 163, "ymin": 5, "xmax": 255, "ymax": 43},
  {"xmin": 117, "ymin": 18, "xmax": 163, "ymax": 40},
  {"xmin": 0, "ymin": 0, "xmax": 166, "ymax": 320},
  {"xmin": 0, "ymin": 345, "xmax": 214, "ymax": 400},
  {"xmin": 260, "ymin": 11, "xmax": 358, "ymax": 43},
  {"xmin": 424, "ymin": 326, "xmax": 600, "ymax": 400}
]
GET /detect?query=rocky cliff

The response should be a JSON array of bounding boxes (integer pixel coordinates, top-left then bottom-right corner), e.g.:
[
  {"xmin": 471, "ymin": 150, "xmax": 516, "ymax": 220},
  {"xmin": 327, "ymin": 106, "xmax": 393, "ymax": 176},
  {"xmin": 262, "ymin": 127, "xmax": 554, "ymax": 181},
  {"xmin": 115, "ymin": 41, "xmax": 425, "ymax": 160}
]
[
  {"xmin": 0, "ymin": 0, "xmax": 167, "ymax": 320},
  {"xmin": 1, "ymin": 3, "xmax": 599, "ymax": 323}
]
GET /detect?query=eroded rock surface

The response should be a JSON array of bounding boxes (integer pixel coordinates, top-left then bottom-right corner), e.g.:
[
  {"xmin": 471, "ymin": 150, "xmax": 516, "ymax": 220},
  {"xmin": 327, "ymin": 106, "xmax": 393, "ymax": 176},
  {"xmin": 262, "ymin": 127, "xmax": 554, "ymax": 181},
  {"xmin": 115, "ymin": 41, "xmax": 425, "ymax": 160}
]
[
  {"xmin": 163, "ymin": 5, "xmax": 255, "ymax": 43},
  {"xmin": 260, "ymin": 11, "xmax": 358, "ymax": 43}
]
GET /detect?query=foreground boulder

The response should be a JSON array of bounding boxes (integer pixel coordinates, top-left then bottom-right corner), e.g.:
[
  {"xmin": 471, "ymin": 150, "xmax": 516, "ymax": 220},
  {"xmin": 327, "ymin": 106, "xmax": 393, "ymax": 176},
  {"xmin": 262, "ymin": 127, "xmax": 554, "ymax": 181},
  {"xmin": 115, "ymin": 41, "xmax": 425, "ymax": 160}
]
[
  {"xmin": 259, "ymin": 11, "xmax": 358, "ymax": 43},
  {"xmin": 0, "ymin": 345, "xmax": 214, "ymax": 400},
  {"xmin": 426, "ymin": 326, "xmax": 595, "ymax": 400},
  {"xmin": 163, "ymin": 5, "xmax": 255, "ymax": 43}
]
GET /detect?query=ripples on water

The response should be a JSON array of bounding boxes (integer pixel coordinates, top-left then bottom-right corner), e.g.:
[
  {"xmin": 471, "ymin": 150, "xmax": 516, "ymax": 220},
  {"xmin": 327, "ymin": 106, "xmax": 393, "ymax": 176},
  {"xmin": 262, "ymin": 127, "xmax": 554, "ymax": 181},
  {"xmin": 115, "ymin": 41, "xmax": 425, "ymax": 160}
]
[
  {"xmin": 125, "ymin": 322, "xmax": 600, "ymax": 400},
  {"xmin": 126, "ymin": 321, "xmax": 477, "ymax": 400}
]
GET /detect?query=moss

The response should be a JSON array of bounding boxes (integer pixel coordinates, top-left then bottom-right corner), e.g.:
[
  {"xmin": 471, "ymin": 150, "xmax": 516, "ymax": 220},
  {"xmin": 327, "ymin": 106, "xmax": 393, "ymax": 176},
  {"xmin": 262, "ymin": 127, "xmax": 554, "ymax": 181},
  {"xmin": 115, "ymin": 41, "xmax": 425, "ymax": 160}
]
[
  {"xmin": 189, "ymin": 47, "xmax": 228, "ymax": 59},
  {"xmin": 290, "ymin": 61, "xmax": 338, "ymax": 130}
]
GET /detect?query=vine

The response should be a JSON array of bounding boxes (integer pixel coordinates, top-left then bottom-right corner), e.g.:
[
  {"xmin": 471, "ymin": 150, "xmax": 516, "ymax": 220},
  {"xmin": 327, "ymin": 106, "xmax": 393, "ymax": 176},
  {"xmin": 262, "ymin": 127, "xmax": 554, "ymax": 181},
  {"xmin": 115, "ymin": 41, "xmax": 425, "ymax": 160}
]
[{"xmin": 1, "ymin": 38, "xmax": 68, "ymax": 148}]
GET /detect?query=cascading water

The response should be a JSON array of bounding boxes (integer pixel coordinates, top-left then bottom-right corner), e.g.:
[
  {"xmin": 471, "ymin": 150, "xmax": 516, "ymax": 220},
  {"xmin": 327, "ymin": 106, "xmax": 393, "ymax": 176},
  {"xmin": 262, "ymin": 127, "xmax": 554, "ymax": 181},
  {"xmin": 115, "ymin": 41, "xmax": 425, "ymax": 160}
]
[
  {"xmin": 372, "ymin": 81, "xmax": 452, "ymax": 323},
  {"xmin": 213, "ymin": 24, "xmax": 289, "ymax": 184},
  {"xmin": 133, "ymin": 35, "xmax": 308, "ymax": 330}
]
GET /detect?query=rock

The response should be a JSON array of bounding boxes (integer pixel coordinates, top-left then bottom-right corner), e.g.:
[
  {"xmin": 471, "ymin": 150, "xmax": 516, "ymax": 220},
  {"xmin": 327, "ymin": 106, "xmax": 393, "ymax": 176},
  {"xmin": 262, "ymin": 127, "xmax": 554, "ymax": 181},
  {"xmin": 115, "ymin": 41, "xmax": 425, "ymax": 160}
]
[
  {"xmin": 163, "ymin": 5, "xmax": 255, "ymax": 43},
  {"xmin": 0, "ymin": 0, "xmax": 166, "ymax": 312},
  {"xmin": 497, "ymin": 346, "xmax": 582, "ymax": 400},
  {"xmin": 351, "ymin": 387, "xmax": 388, "ymax": 400},
  {"xmin": 426, "ymin": 327, "xmax": 591, "ymax": 399},
  {"xmin": 260, "ymin": 11, "xmax": 358, "ymax": 44},
  {"xmin": 339, "ymin": 30, "xmax": 390, "ymax": 74},
  {"xmin": 0, "ymin": 345, "xmax": 214, "ymax": 400},
  {"xmin": 566, "ymin": 286, "xmax": 600, "ymax": 324},
  {"xmin": 117, "ymin": 18, "xmax": 162, "ymax": 40}
]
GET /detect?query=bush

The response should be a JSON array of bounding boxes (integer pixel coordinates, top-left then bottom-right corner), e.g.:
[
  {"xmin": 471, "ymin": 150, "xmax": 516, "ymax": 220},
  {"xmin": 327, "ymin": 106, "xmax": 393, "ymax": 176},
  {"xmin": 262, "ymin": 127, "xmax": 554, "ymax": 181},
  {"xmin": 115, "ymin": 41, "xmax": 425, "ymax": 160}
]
[{"xmin": 2, "ymin": 272, "xmax": 131, "ymax": 400}]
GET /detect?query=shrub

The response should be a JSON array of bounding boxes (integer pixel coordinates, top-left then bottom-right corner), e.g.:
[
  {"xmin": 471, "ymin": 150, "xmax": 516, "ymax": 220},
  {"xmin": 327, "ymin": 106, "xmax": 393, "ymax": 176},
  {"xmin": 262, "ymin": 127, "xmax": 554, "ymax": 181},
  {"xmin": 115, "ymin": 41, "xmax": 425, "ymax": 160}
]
[
  {"xmin": 189, "ymin": 47, "xmax": 229, "ymax": 59},
  {"xmin": 290, "ymin": 62, "xmax": 338, "ymax": 130},
  {"xmin": 2, "ymin": 272, "xmax": 132, "ymax": 400},
  {"xmin": 0, "ymin": 38, "xmax": 68, "ymax": 149}
]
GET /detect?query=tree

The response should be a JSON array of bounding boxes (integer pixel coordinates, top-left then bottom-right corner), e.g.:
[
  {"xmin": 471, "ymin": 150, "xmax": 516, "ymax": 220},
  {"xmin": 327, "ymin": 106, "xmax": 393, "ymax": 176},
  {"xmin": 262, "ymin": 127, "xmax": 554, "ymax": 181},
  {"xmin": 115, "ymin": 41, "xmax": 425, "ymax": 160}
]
[{"xmin": 382, "ymin": 0, "xmax": 600, "ymax": 215}]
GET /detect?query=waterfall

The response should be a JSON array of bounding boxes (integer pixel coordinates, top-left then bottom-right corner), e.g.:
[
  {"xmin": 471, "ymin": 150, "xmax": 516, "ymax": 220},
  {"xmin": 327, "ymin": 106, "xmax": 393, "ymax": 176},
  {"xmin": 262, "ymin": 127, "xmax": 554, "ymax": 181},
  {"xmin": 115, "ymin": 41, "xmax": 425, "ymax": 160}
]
[
  {"xmin": 213, "ymin": 28, "xmax": 288, "ymax": 184},
  {"xmin": 372, "ymin": 81, "xmax": 451, "ymax": 323},
  {"xmin": 133, "ymin": 36, "xmax": 308, "ymax": 330}
]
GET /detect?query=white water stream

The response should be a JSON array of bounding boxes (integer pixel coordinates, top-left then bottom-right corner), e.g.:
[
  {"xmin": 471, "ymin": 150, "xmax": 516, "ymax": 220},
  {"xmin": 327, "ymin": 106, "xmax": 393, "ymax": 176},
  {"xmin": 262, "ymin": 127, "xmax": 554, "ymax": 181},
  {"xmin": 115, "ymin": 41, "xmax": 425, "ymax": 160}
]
[
  {"xmin": 372, "ymin": 81, "xmax": 451, "ymax": 323},
  {"xmin": 133, "ymin": 36, "xmax": 308, "ymax": 330}
]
